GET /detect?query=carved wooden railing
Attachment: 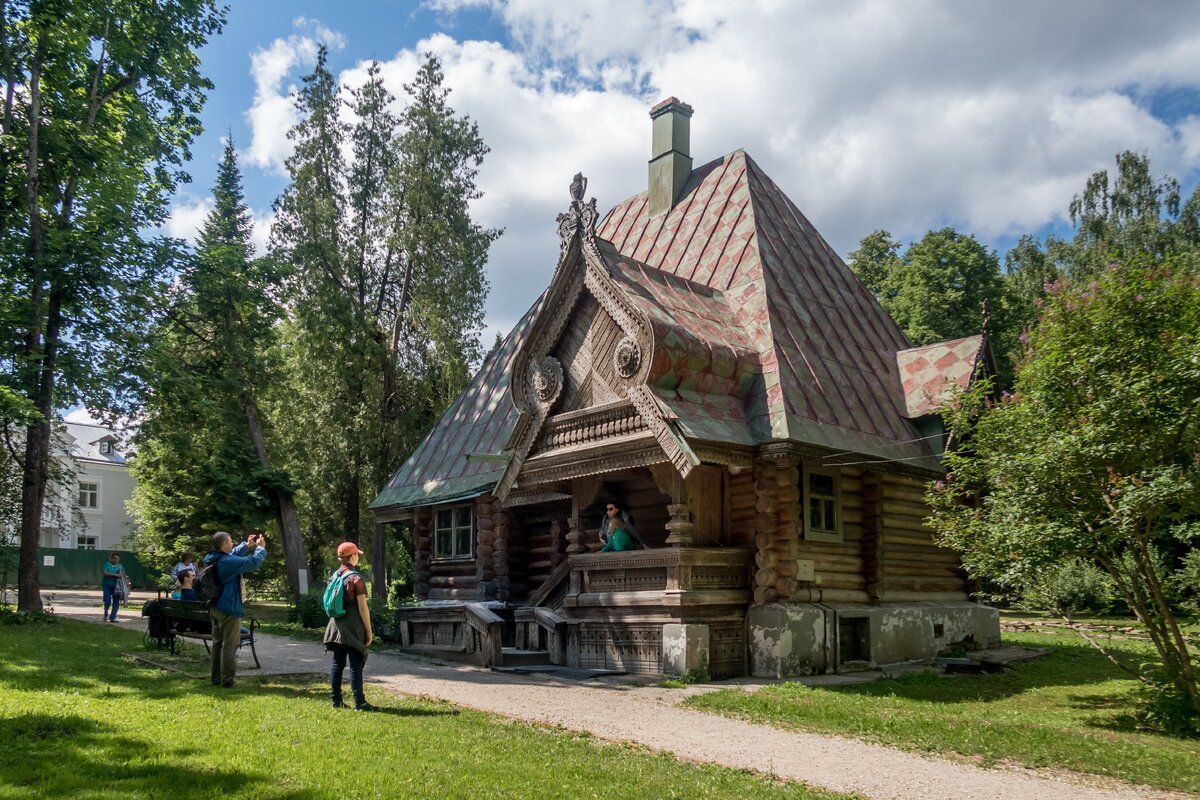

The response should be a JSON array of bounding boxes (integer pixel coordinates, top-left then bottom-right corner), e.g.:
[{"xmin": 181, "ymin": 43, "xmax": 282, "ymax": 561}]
[
  {"xmin": 562, "ymin": 547, "xmax": 752, "ymax": 609},
  {"xmin": 394, "ymin": 602, "xmax": 503, "ymax": 667},
  {"xmin": 515, "ymin": 605, "xmax": 569, "ymax": 662},
  {"xmin": 526, "ymin": 559, "xmax": 572, "ymax": 610}
]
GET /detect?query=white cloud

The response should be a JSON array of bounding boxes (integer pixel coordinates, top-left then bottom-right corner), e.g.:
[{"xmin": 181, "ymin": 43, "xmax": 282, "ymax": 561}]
[
  {"xmin": 164, "ymin": 195, "xmax": 213, "ymax": 246},
  {"xmin": 244, "ymin": 19, "xmax": 346, "ymax": 174},
  {"xmin": 249, "ymin": 209, "xmax": 276, "ymax": 257},
  {"xmin": 263, "ymin": 1, "xmax": 1200, "ymax": 339},
  {"xmin": 164, "ymin": 195, "xmax": 274, "ymax": 256}
]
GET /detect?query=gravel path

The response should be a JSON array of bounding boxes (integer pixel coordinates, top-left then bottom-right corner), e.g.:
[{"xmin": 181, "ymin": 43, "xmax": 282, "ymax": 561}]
[{"xmin": 48, "ymin": 589, "xmax": 1191, "ymax": 800}]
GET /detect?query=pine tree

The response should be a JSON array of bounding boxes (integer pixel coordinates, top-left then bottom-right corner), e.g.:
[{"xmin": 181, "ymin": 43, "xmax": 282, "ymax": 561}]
[{"xmin": 130, "ymin": 138, "xmax": 307, "ymax": 595}]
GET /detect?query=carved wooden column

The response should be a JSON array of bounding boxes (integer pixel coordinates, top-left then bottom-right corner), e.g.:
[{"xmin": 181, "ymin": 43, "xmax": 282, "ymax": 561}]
[
  {"xmin": 665, "ymin": 503, "xmax": 694, "ymax": 547},
  {"xmin": 565, "ymin": 514, "xmax": 584, "ymax": 555},
  {"xmin": 475, "ymin": 497, "xmax": 497, "ymax": 600},
  {"xmin": 413, "ymin": 508, "xmax": 432, "ymax": 598},
  {"xmin": 549, "ymin": 518, "xmax": 566, "ymax": 566},
  {"xmin": 494, "ymin": 508, "xmax": 511, "ymax": 601}
]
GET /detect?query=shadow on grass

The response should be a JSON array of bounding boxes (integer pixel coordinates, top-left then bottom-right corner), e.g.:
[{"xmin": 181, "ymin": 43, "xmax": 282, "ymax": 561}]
[{"xmin": 0, "ymin": 713, "xmax": 316, "ymax": 799}]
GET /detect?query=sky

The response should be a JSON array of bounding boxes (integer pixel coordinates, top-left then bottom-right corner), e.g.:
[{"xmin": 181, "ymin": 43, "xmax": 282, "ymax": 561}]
[{"xmin": 162, "ymin": 0, "xmax": 1200, "ymax": 346}]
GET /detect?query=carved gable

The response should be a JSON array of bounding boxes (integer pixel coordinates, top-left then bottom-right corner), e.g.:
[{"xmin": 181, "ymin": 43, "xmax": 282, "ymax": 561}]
[{"xmin": 550, "ymin": 292, "xmax": 629, "ymax": 413}]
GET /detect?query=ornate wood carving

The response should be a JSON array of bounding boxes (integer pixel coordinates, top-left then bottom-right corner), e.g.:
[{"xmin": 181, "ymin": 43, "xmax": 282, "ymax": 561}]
[
  {"xmin": 535, "ymin": 400, "xmax": 646, "ymax": 451},
  {"xmin": 629, "ymin": 385, "xmax": 699, "ymax": 477},
  {"xmin": 665, "ymin": 503, "xmax": 694, "ymax": 547}
]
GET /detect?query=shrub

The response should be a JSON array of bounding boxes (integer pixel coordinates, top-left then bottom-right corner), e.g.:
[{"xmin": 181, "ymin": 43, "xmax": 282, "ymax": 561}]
[
  {"xmin": 293, "ymin": 589, "xmax": 328, "ymax": 629},
  {"xmin": 1017, "ymin": 558, "xmax": 1116, "ymax": 619}
]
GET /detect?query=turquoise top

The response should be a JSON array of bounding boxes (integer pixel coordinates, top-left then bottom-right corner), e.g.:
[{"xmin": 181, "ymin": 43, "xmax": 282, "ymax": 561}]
[
  {"xmin": 102, "ymin": 561, "xmax": 122, "ymax": 586},
  {"xmin": 600, "ymin": 527, "xmax": 637, "ymax": 552}
]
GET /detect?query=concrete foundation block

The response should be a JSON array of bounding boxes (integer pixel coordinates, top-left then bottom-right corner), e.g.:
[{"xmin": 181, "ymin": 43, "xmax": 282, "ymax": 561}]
[
  {"xmin": 747, "ymin": 603, "xmax": 828, "ymax": 678},
  {"xmin": 662, "ymin": 623, "xmax": 710, "ymax": 679}
]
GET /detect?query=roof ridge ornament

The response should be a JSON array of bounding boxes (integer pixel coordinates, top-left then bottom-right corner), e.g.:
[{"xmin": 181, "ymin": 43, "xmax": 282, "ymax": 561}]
[{"xmin": 556, "ymin": 172, "xmax": 599, "ymax": 268}]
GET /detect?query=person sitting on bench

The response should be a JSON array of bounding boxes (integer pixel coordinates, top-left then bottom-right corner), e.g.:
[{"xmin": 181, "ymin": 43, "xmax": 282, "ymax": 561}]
[{"xmin": 170, "ymin": 571, "xmax": 198, "ymax": 602}]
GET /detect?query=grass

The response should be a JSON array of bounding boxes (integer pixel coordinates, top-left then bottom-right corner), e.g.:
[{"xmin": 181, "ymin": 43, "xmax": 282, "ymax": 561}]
[
  {"xmin": 686, "ymin": 630, "xmax": 1200, "ymax": 792},
  {"xmin": 0, "ymin": 615, "xmax": 849, "ymax": 800}
]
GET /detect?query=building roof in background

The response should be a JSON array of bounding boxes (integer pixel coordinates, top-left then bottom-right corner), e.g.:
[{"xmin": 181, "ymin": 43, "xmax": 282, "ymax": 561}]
[
  {"xmin": 896, "ymin": 335, "xmax": 986, "ymax": 418},
  {"xmin": 63, "ymin": 421, "xmax": 128, "ymax": 466}
]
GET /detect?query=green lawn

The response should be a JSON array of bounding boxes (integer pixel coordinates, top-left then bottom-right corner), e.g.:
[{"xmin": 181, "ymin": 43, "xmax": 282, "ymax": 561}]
[
  {"xmin": 686, "ymin": 630, "xmax": 1200, "ymax": 793},
  {"xmin": 0, "ymin": 616, "xmax": 848, "ymax": 800}
]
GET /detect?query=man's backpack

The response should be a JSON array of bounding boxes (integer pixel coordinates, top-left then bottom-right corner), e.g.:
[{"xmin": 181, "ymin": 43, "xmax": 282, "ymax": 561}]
[
  {"xmin": 194, "ymin": 555, "xmax": 225, "ymax": 605},
  {"xmin": 322, "ymin": 569, "xmax": 359, "ymax": 618}
]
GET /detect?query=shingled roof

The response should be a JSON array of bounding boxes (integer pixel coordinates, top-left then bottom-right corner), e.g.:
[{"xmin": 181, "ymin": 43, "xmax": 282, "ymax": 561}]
[
  {"xmin": 896, "ymin": 335, "xmax": 986, "ymax": 418},
  {"xmin": 374, "ymin": 147, "xmax": 962, "ymax": 511},
  {"xmin": 599, "ymin": 149, "xmax": 941, "ymax": 470}
]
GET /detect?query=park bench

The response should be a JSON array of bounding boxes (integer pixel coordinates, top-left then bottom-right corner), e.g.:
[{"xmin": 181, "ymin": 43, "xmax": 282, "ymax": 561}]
[{"xmin": 156, "ymin": 599, "xmax": 261, "ymax": 669}]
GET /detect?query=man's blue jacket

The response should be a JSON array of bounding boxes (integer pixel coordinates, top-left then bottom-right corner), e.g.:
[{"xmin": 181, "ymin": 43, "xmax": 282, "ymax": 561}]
[{"xmin": 203, "ymin": 542, "xmax": 267, "ymax": 617}]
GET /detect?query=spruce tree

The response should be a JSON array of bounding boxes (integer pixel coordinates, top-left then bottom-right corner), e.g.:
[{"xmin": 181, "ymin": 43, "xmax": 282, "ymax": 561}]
[{"xmin": 130, "ymin": 138, "xmax": 308, "ymax": 595}]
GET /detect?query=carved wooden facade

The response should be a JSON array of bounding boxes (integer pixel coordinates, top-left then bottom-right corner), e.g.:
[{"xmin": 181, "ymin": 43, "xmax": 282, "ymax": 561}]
[{"xmin": 376, "ymin": 134, "xmax": 997, "ymax": 677}]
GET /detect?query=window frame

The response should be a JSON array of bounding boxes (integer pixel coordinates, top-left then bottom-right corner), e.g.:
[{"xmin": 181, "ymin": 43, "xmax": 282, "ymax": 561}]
[
  {"xmin": 77, "ymin": 535, "xmax": 98, "ymax": 550},
  {"xmin": 802, "ymin": 466, "xmax": 842, "ymax": 543},
  {"xmin": 432, "ymin": 504, "xmax": 474, "ymax": 562},
  {"xmin": 78, "ymin": 479, "xmax": 101, "ymax": 512}
]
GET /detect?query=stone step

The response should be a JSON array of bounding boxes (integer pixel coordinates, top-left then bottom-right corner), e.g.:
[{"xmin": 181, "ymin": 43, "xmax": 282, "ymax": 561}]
[{"xmin": 500, "ymin": 647, "xmax": 551, "ymax": 667}]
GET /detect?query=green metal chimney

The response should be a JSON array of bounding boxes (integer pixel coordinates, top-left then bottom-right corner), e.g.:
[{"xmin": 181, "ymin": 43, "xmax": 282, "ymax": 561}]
[{"xmin": 648, "ymin": 97, "xmax": 694, "ymax": 217}]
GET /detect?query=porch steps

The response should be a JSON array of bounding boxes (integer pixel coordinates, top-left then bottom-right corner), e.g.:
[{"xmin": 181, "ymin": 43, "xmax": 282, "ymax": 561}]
[{"xmin": 500, "ymin": 647, "xmax": 551, "ymax": 667}]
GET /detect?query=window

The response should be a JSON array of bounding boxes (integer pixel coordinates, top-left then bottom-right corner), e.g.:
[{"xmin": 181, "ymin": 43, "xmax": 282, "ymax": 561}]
[
  {"xmin": 78, "ymin": 481, "xmax": 99, "ymax": 510},
  {"xmin": 803, "ymin": 467, "xmax": 841, "ymax": 543},
  {"xmin": 99, "ymin": 441, "xmax": 112, "ymax": 455},
  {"xmin": 77, "ymin": 535, "xmax": 98, "ymax": 550},
  {"xmin": 434, "ymin": 506, "xmax": 473, "ymax": 560}
]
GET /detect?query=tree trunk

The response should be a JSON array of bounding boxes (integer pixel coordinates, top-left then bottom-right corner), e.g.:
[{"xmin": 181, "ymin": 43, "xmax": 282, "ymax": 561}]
[
  {"xmin": 372, "ymin": 519, "xmax": 387, "ymax": 601},
  {"xmin": 243, "ymin": 397, "xmax": 307, "ymax": 600},
  {"xmin": 344, "ymin": 471, "xmax": 361, "ymax": 543}
]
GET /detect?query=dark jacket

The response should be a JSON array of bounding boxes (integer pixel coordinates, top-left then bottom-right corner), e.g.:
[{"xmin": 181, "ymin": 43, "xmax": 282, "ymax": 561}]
[{"xmin": 323, "ymin": 567, "xmax": 369, "ymax": 659}]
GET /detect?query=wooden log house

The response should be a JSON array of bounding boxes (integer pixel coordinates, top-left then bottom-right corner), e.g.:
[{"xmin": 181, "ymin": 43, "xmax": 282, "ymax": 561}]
[{"xmin": 370, "ymin": 98, "xmax": 1000, "ymax": 678}]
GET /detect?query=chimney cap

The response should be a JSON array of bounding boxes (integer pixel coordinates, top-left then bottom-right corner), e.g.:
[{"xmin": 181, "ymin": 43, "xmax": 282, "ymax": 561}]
[{"xmin": 650, "ymin": 96, "xmax": 693, "ymax": 119}]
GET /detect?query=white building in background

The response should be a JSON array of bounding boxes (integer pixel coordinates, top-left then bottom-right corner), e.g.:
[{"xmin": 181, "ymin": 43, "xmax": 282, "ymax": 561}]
[{"xmin": 38, "ymin": 417, "xmax": 135, "ymax": 552}]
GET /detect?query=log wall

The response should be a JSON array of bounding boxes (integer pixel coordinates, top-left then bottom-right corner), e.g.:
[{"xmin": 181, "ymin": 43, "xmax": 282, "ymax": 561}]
[
  {"xmin": 752, "ymin": 458, "xmax": 801, "ymax": 605},
  {"xmin": 725, "ymin": 469, "xmax": 756, "ymax": 548},
  {"xmin": 875, "ymin": 475, "xmax": 968, "ymax": 602},
  {"xmin": 750, "ymin": 464, "xmax": 968, "ymax": 605},
  {"xmin": 417, "ymin": 499, "xmax": 492, "ymax": 602}
]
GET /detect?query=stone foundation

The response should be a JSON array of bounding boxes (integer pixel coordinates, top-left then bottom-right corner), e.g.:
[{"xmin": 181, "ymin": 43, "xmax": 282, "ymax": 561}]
[{"xmin": 749, "ymin": 601, "xmax": 1000, "ymax": 678}]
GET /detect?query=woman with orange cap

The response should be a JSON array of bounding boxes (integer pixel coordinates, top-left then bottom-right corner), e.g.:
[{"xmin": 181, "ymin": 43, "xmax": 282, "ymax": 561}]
[{"xmin": 323, "ymin": 541, "xmax": 377, "ymax": 711}]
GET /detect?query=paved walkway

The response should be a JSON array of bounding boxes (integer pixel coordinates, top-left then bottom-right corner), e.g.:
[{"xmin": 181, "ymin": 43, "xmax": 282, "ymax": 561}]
[{"xmin": 47, "ymin": 589, "xmax": 1189, "ymax": 800}]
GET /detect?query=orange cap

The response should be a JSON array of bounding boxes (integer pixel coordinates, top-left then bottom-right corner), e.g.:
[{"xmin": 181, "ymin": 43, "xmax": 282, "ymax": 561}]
[{"xmin": 336, "ymin": 542, "xmax": 363, "ymax": 558}]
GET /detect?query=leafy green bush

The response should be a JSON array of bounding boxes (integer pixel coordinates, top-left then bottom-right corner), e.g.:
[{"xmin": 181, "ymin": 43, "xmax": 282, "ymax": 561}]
[
  {"xmin": 1017, "ymin": 557, "xmax": 1116, "ymax": 618},
  {"xmin": 367, "ymin": 595, "xmax": 397, "ymax": 642},
  {"xmin": 388, "ymin": 578, "xmax": 417, "ymax": 608},
  {"xmin": 0, "ymin": 608, "xmax": 58, "ymax": 626},
  {"xmin": 292, "ymin": 589, "xmax": 329, "ymax": 629}
]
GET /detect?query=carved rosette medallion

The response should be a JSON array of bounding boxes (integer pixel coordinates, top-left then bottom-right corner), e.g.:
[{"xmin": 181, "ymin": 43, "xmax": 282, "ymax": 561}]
[
  {"xmin": 529, "ymin": 355, "xmax": 564, "ymax": 406},
  {"xmin": 613, "ymin": 336, "xmax": 642, "ymax": 379}
]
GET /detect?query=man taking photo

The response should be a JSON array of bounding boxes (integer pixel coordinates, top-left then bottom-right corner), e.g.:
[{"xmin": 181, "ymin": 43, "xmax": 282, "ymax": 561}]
[{"xmin": 203, "ymin": 531, "xmax": 267, "ymax": 688}]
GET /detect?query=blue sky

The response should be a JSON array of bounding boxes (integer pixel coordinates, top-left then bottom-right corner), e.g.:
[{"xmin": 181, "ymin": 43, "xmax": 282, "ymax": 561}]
[{"xmin": 164, "ymin": 1, "xmax": 1200, "ymax": 344}]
